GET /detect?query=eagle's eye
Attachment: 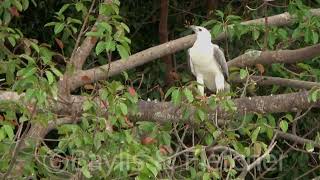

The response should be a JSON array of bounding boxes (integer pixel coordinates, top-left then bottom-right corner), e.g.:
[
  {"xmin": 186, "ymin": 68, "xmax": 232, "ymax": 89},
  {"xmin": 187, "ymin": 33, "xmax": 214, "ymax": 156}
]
[{"xmin": 198, "ymin": 28, "xmax": 202, "ymax": 31}]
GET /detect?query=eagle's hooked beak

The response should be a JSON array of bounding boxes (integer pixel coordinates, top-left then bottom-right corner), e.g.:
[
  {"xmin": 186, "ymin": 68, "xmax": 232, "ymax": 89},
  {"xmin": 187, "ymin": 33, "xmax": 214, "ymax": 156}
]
[{"xmin": 189, "ymin": 25, "xmax": 196, "ymax": 31}]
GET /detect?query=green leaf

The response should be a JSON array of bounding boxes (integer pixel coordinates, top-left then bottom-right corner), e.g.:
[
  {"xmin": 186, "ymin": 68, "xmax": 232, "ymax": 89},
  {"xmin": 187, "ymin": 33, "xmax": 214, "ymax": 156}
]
[
  {"xmin": 304, "ymin": 28, "xmax": 312, "ymax": 43},
  {"xmin": 81, "ymin": 166, "xmax": 92, "ymax": 178},
  {"xmin": 19, "ymin": 116, "xmax": 28, "ymax": 123},
  {"xmin": 267, "ymin": 114, "xmax": 276, "ymax": 128},
  {"xmin": 22, "ymin": 67, "xmax": 37, "ymax": 78},
  {"xmin": 312, "ymin": 31, "xmax": 319, "ymax": 44},
  {"xmin": 203, "ymin": 173, "xmax": 210, "ymax": 180},
  {"xmin": 215, "ymin": 10, "xmax": 224, "ymax": 18},
  {"xmin": 75, "ymin": 2, "xmax": 84, "ymax": 12},
  {"xmin": 279, "ymin": 120, "xmax": 288, "ymax": 132},
  {"xmin": 116, "ymin": 44, "xmax": 129, "ymax": 59},
  {"xmin": 284, "ymin": 114, "xmax": 293, "ymax": 122},
  {"xmin": 21, "ymin": 0, "xmax": 29, "ymax": 10},
  {"xmin": 171, "ymin": 89, "xmax": 181, "ymax": 106},
  {"xmin": 54, "ymin": 23, "xmax": 65, "ymax": 34},
  {"xmin": 251, "ymin": 126, "xmax": 260, "ymax": 143},
  {"xmin": 85, "ymin": 31, "xmax": 103, "ymax": 37},
  {"xmin": 183, "ymin": 88, "xmax": 194, "ymax": 103},
  {"xmin": 40, "ymin": 47, "xmax": 53, "ymax": 64},
  {"xmin": 252, "ymin": 28, "xmax": 260, "ymax": 40},
  {"xmin": 120, "ymin": 22, "xmax": 130, "ymax": 33},
  {"xmin": 19, "ymin": 54, "xmax": 35, "ymax": 64},
  {"xmin": 211, "ymin": 23, "xmax": 222, "ymax": 37},
  {"xmin": 292, "ymin": 28, "xmax": 301, "ymax": 39},
  {"xmin": 105, "ymin": 40, "xmax": 116, "ymax": 51},
  {"xmin": 165, "ymin": 87, "xmax": 176, "ymax": 100},
  {"xmin": 266, "ymin": 128, "xmax": 274, "ymax": 140},
  {"xmin": 12, "ymin": 0, "xmax": 23, "ymax": 11},
  {"xmin": 0, "ymin": 129, "xmax": 6, "ymax": 142},
  {"xmin": 277, "ymin": 28, "xmax": 288, "ymax": 39},
  {"xmin": 305, "ymin": 142, "xmax": 314, "ymax": 152},
  {"xmin": 30, "ymin": 42, "xmax": 40, "ymax": 53},
  {"xmin": 58, "ymin": 4, "xmax": 70, "ymax": 15},
  {"xmin": 119, "ymin": 102, "xmax": 128, "ymax": 115},
  {"xmin": 45, "ymin": 70, "xmax": 54, "ymax": 85},
  {"xmin": 240, "ymin": 69, "xmax": 248, "ymax": 79},
  {"xmin": 3, "ymin": 125, "xmax": 14, "ymax": 140},
  {"xmin": 7, "ymin": 37, "xmax": 16, "ymax": 47},
  {"xmin": 95, "ymin": 41, "xmax": 106, "ymax": 55},
  {"xmin": 44, "ymin": 22, "xmax": 56, "ymax": 27},
  {"xmin": 145, "ymin": 163, "xmax": 158, "ymax": 177},
  {"xmin": 82, "ymin": 100, "xmax": 93, "ymax": 111},
  {"xmin": 50, "ymin": 67, "xmax": 63, "ymax": 77},
  {"xmin": 196, "ymin": 109, "xmax": 206, "ymax": 121},
  {"xmin": 98, "ymin": 22, "xmax": 112, "ymax": 33}
]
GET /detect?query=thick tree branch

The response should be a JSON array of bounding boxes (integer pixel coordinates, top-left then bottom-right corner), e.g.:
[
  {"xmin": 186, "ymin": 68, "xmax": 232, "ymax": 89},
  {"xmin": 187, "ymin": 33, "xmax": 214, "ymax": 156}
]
[
  {"xmin": 231, "ymin": 75, "xmax": 320, "ymax": 89},
  {"xmin": 228, "ymin": 43, "xmax": 320, "ymax": 68},
  {"xmin": 2, "ymin": 90, "xmax": 319, "ymax": 130},
  {"xmin": 68, "ymin": 9, "xmax": 320, "ymax": 90}
]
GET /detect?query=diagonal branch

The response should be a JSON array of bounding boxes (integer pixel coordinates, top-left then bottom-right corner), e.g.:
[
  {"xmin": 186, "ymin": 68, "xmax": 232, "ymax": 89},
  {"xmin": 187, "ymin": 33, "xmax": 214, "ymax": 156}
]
[
  {"xmin": 68, "ymin": 12, "xmax": 320, "ymax": 91},
  {"xmin": 69, "ymin": 0, "xmax": 110, "ymax": 70}
]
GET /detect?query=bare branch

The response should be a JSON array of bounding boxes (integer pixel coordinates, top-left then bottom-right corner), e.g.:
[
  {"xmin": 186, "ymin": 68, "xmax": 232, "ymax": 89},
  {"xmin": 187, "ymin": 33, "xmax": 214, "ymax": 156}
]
[
  {"xmin": 275, "ymin": 130, "xmax": 320, "ymax": 148},
  {"xmin": 231, "ymin": 75, "xmax": 320, "ymax": 89},
  {"xmin": 228, "ymin": 43, "xmax": 320, "ymax": 68}
]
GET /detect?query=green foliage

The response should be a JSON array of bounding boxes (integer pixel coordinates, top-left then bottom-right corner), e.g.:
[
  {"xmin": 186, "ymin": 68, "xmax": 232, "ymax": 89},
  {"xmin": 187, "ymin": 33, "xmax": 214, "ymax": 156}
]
[{"xmin": 0, "ymin": 0, "xmax": 320, "ymax": 179}]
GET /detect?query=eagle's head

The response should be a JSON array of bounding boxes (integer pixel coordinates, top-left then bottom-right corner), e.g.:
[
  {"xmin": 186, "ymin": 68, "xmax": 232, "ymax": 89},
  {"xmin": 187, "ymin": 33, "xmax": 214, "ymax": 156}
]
[{"xmin": 190, "ymin": 25, "xmax": 212, "ymax": 41}]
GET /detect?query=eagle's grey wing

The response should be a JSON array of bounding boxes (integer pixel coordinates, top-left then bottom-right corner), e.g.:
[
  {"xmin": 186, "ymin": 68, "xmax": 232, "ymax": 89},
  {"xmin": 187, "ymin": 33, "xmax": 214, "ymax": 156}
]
[
  {"xmin": 187, "ymin": 49, "xmax": 195, "ymax": 75},
  {"xmin": 213, "ymin": 45, "xmax": 229, "ymax": 80}
]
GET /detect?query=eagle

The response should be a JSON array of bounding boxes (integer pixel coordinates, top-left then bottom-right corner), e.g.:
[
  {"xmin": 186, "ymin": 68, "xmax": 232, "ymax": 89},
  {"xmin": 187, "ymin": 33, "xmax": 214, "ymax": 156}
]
[{"xmin": 187, "ymin": 25, "xmax": 230, "ymax": 96}]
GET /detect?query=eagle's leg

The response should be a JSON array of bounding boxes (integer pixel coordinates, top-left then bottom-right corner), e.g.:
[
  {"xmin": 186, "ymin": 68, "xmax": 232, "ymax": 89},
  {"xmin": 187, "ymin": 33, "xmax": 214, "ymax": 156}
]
[
  {"xmin": 215, "ymin": 73, "xmax": 225, "ymax": 93},
  {"xmin": 196, "ymin": 74, "xmax": 205, "ymax": 96}
]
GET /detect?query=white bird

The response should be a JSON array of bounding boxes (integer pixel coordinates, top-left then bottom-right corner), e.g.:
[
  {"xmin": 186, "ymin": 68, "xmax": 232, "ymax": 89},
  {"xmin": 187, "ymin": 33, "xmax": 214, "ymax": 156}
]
[{"xmin": 187, "ymin": 25, "xmax": 230, "ymax": 96}]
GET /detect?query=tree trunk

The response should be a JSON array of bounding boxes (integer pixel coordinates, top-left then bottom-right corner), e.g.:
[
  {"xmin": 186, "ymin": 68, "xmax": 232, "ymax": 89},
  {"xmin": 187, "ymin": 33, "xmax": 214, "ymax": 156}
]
[{"xmin": 159, "ymin": 0, "xmax": 174, "ymax": 86}]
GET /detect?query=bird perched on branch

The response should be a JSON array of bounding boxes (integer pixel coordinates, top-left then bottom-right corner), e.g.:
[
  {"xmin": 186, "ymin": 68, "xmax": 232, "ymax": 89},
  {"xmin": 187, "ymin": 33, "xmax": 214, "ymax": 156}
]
[{"xmin": 187, "ymin": 25, "xmax": 230, "ymax": 96}]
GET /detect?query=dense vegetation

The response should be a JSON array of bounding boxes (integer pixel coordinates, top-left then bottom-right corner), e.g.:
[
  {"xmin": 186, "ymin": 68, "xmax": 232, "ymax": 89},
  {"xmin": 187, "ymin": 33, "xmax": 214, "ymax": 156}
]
[{"xmin": 0, "ymin": 0, "xmax": 320, "ymax": 179}]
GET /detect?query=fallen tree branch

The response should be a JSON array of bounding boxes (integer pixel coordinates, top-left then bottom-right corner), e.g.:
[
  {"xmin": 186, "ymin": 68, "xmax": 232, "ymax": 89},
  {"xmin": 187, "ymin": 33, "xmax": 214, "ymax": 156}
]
[
  {"xmin": 231, "ymin": 75, "xmax": 320, "ymax": 89},
  {"xmin": 227, "ymin": 43, "xmax": 320, "ymax": 68}
]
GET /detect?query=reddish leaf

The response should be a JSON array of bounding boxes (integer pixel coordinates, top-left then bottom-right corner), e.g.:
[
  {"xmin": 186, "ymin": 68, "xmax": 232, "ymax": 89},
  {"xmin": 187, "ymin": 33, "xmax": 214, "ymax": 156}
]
[
  {"xmin": 141, "ymin": 136, "xmax": 156, "ymax": 145},
  {"xmin": 124, "ymin": 116, "xmax": 133, "ymax": 127},
  {"xmin": 11, "ymin": 119, "xmax": 18, "ymax": 127},
  {"xmin": 255, "ymin": 64, "xmax": 265, "ymax": 75},
  {"xmin": 81, "ymin": 75, "xmax": 91, "ymax": 82},
  {"xmin": 169, "ymin": 71, "xmax": 180, "ymax": 81},
  {"xmin": 159, "ymin": 145, "xmax": 173, "ymax": 155},
  {"xmin": 9, "ymin": 7, "xmax": 20, "ymax": 17},
  {"xmin": 55, "ymin": 38, "xmax": 64, "ymax": 49},
  {"xmin": 128, "ymin": 86, "xmax": 136, "ymax": 96}
]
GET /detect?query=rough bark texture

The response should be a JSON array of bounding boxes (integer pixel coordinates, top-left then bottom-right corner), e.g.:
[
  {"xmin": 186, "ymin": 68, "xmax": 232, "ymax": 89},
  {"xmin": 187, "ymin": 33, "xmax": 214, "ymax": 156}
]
[
  {"xmin": 228, "ymin": 43, "xmax": 320, "ymax": 68},
  {"xmin": 1, "ymin": 90, "xmax": 318, "ymax": 126},
  {"xmin": 231, "ymin": 75, "xmax": 320, "ymax": 89}
]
